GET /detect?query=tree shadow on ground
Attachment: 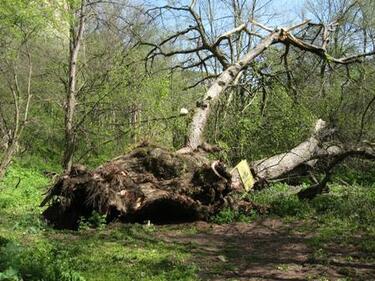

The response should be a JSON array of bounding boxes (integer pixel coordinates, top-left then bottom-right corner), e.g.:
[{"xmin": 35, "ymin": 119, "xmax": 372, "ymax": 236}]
[{"xmin": 157, "ymin": 219, "xmax": 375, "ymax": 281}]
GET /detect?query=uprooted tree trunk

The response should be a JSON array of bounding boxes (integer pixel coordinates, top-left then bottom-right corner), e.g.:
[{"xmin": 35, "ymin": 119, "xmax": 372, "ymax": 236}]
[
  {"xmin": 251, "ymin": 119, "xmax": 332, "ymax": 182},
  {"xmin": 250, "ymin": 119, "xmax": 374, "ymax": 196},
  {"xmin": 178, "ymin": 32, "xmax": 280, "ymax": 153}
]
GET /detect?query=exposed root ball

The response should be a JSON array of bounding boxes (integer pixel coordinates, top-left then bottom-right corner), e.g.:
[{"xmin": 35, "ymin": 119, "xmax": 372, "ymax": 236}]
[{"xmin": 41, "ymin": 144, "xmax": 236, "ymax": 229}]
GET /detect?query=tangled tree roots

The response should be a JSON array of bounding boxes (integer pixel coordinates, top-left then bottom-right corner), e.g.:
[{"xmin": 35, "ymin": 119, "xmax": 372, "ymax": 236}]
[{"xmin": 41, "ymin": 144, "xmax": 240, "ymax": 229}]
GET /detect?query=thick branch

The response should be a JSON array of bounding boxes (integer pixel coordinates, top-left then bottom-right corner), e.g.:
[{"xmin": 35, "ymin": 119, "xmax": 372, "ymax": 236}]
[
  {"xmin": 283, "ymin": 32, "xmax": 375, "ymax": 64},
  {"xmin": 251, "ymin": 119, "xmax": 330, "ymax": 180},
  {"xmin": 178, "ymin": 32, "xmax": 280, "ymax": 153}
]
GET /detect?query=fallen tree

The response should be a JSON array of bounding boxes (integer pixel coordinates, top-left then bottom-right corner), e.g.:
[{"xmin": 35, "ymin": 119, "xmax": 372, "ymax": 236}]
[
  {"xmin": 41, "ymin": 119, "xmax": 374, "ymax": 229},
  {"xmin": 40, "ymin": 2, "xmax": 375, "ymax": 229}
]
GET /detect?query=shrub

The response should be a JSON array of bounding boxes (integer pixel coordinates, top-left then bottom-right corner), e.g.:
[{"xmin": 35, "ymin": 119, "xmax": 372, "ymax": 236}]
[{"xmin": 0, "ymin": 241, "xmax": 86, "ymax": 281}]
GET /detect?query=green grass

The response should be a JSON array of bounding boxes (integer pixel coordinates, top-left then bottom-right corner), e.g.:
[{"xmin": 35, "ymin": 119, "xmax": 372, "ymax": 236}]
[
  {"xmin": 1, "ymin": 164, "xmax": 374, "ymax": 280},
  {"xmin": 212, "ymin": 182, "xmax": 375, "ymax": 256},
  {"xmin": 0, "ymin": 165, "xmax": 199, "ymax": 281},
  {"xmin": 248, "ymin": 183, "xmax": 375, "ymax": 254}
]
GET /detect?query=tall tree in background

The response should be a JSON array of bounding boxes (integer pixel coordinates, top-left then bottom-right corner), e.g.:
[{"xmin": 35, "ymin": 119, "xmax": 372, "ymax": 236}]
[
  {"xmin": 60, "ymin": 0, "xmax": 152, "ymax": 170},
  {"xmin": 0, "ymin": 0, "xmax": 49, "ymax": 178},
  {"xmin": 63, "ymin": 0, "xmax": 86, "ymax": 172}
]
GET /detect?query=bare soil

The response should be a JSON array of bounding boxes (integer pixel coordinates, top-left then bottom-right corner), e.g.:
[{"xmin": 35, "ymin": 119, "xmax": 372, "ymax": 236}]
[{"xmin": 158, "ymin": 219, "xmax": 375, "ymax": 281}]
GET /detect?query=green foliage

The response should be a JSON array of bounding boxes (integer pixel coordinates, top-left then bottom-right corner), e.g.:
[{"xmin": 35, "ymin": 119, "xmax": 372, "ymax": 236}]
[
  {"xmin": 0, "ymin": 0, "xmax": 54, "ymax": 59},
  {"xmin": 248, "ymin": 183, "xmax": 375, "ymax": 223},
  {"xmin": 211, "ymin": 208, "xmax": 256, "ymax": 224},
  {"xmin": 207, "ymin": 86, "xmax": 315, "ymax": 165},
  {"xmin": 0, "ymin": 267, "xmax": 20, "ymax": 281},
  {"xmin": 0, "ymin": 226, "xmax": 199, "ymax": 281},
  {"xmin": 269, "ymin": 194, "xmax": 310, "ymax": 217},
  {"xmin": 248, "ymin": 183, "xmax": 375, "ymax": 253},
  {"xmin": 0, "ymin": 0, "xmax": 46, "ymax": 35},
  {"xmin": 0, "ymin": 165, "xmax": 199, "ymax": 281},
  {"xmin": 334, "ymin": 161, "xmax": 375, "ymax": 186},
  {"xmin": 0, "ymin": 164, "xmax": 49, "ymax": 209},
  {"xmin": 78, "ymin": 211, "xmax": 107, "ymax": 231},
  {"xmin": 311, "ymin": 184, "xmax": 375, "ymax": 225},
  {"xmin": 0, "ymin": 240, "xmax": 86, "ymax": 281}
]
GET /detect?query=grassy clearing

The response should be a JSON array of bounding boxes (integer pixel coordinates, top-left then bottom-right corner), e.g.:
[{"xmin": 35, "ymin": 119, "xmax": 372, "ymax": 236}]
[
  {"xmin": 1, "ymin": 165, "xmax": 374, "ymax": 280},
  {"xmin": 0, "ymin": 165, "xmax": 199, "ymax": 281},
  {"xmin": 214, "ymin": 182, "xmax": 375, "ymax": 256},
  {"xmin": 259, "ymin": 183, "xmax": 374, "ymax": 249}
]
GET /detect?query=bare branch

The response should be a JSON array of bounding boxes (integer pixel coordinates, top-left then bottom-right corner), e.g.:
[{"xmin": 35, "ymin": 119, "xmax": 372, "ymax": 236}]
[
  {"xmin": 285, "ymin": 19, "xmax": 311, "ymax": 32},
  {"xmin": 250, "ymin": 20, "xmax": 273, "ymax": 33},
  {"xmin": 183, "ymin": 74, "xmax": 218, "ymax": 91},
  {"xmin": 283, "ymin": 31, "xmax": 375, "ymax": 64}
]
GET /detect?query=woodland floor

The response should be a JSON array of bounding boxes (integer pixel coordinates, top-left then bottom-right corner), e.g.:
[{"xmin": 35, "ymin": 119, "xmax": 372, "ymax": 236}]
[
  {"xmin": 0, "ymin": 165, "xmax": 374, "ymax": 281},
  {"xmin": 158, "ymin": 220, "xmax": 375, "ymax": 281}
]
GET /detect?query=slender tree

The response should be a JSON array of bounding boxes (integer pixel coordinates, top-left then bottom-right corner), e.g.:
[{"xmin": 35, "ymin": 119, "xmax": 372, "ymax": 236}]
[
  {"xmin": 0, "ymin": 0, "xmax": 48, "ymax": 178},
  {"xmin": 63, "ymin": 0, "xmax": 87, "ymax": 172}
]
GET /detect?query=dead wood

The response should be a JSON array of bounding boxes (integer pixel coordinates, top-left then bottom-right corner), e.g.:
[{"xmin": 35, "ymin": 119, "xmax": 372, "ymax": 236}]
[
  {"xmin": 298, "ymin": 144, "xmax": 375, "ymax": 200},
  {"xmin": 40, "ymin": 121, "xmax": 374, "ymax": 229},
  {"xmin": 41, "ymin": 143, "xmax": 237, "ymax": 229},
  {"xmin": 250, "ymin": 119, "xmax": 333, "ymax": 186}
]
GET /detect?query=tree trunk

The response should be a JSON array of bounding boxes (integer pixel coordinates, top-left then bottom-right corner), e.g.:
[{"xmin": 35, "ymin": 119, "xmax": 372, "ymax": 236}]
[
  {"xmin": 179, "ymin": 32, "xmax": 280, "ymax": 153},
  {"xmin": 63, "ymin": 0, "xmax": 86, "ymax": 172},
  {"xmin": 0, "ymin": 141, "xmax": 18, "ymax": 179},
  {"xmin": 251, "ymin": 119, "xmax": 329, "ymax": 181},
  {"xmin": 0, "ymin": 51, "xmax": 33, "ymax": 180}
]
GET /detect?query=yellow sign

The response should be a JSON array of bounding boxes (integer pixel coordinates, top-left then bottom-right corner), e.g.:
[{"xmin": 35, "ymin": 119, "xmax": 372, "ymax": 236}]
[{"xmin": 233, "ymin": 160, "xmax": 254, "ymax": 191}]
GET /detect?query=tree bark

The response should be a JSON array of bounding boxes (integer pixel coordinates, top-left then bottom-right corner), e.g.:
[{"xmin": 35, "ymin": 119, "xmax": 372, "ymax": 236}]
[
  {"xmin": 63, "ymin": 0, "xmax": 86, "ymax": 172},
  {"xmin": 0, "ymin": 142, "xmax": 18, "ymax": 179},
  {"xmin": 251, "ymin": 119, "xmax": 329, "ymax": 181},
  {"xmin": 0, "ymin": 51, "xmax": 33, "ymax": 180},
  {"xmin": 179, "ymin": 32, "xmax": 280, "ymax": 153}
]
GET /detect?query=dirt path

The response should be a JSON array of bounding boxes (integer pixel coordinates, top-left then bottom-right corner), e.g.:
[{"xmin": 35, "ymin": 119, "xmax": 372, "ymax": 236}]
[{"xmin": 158, "ymin": 219, "xmax": 375, "ymax": 281}]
